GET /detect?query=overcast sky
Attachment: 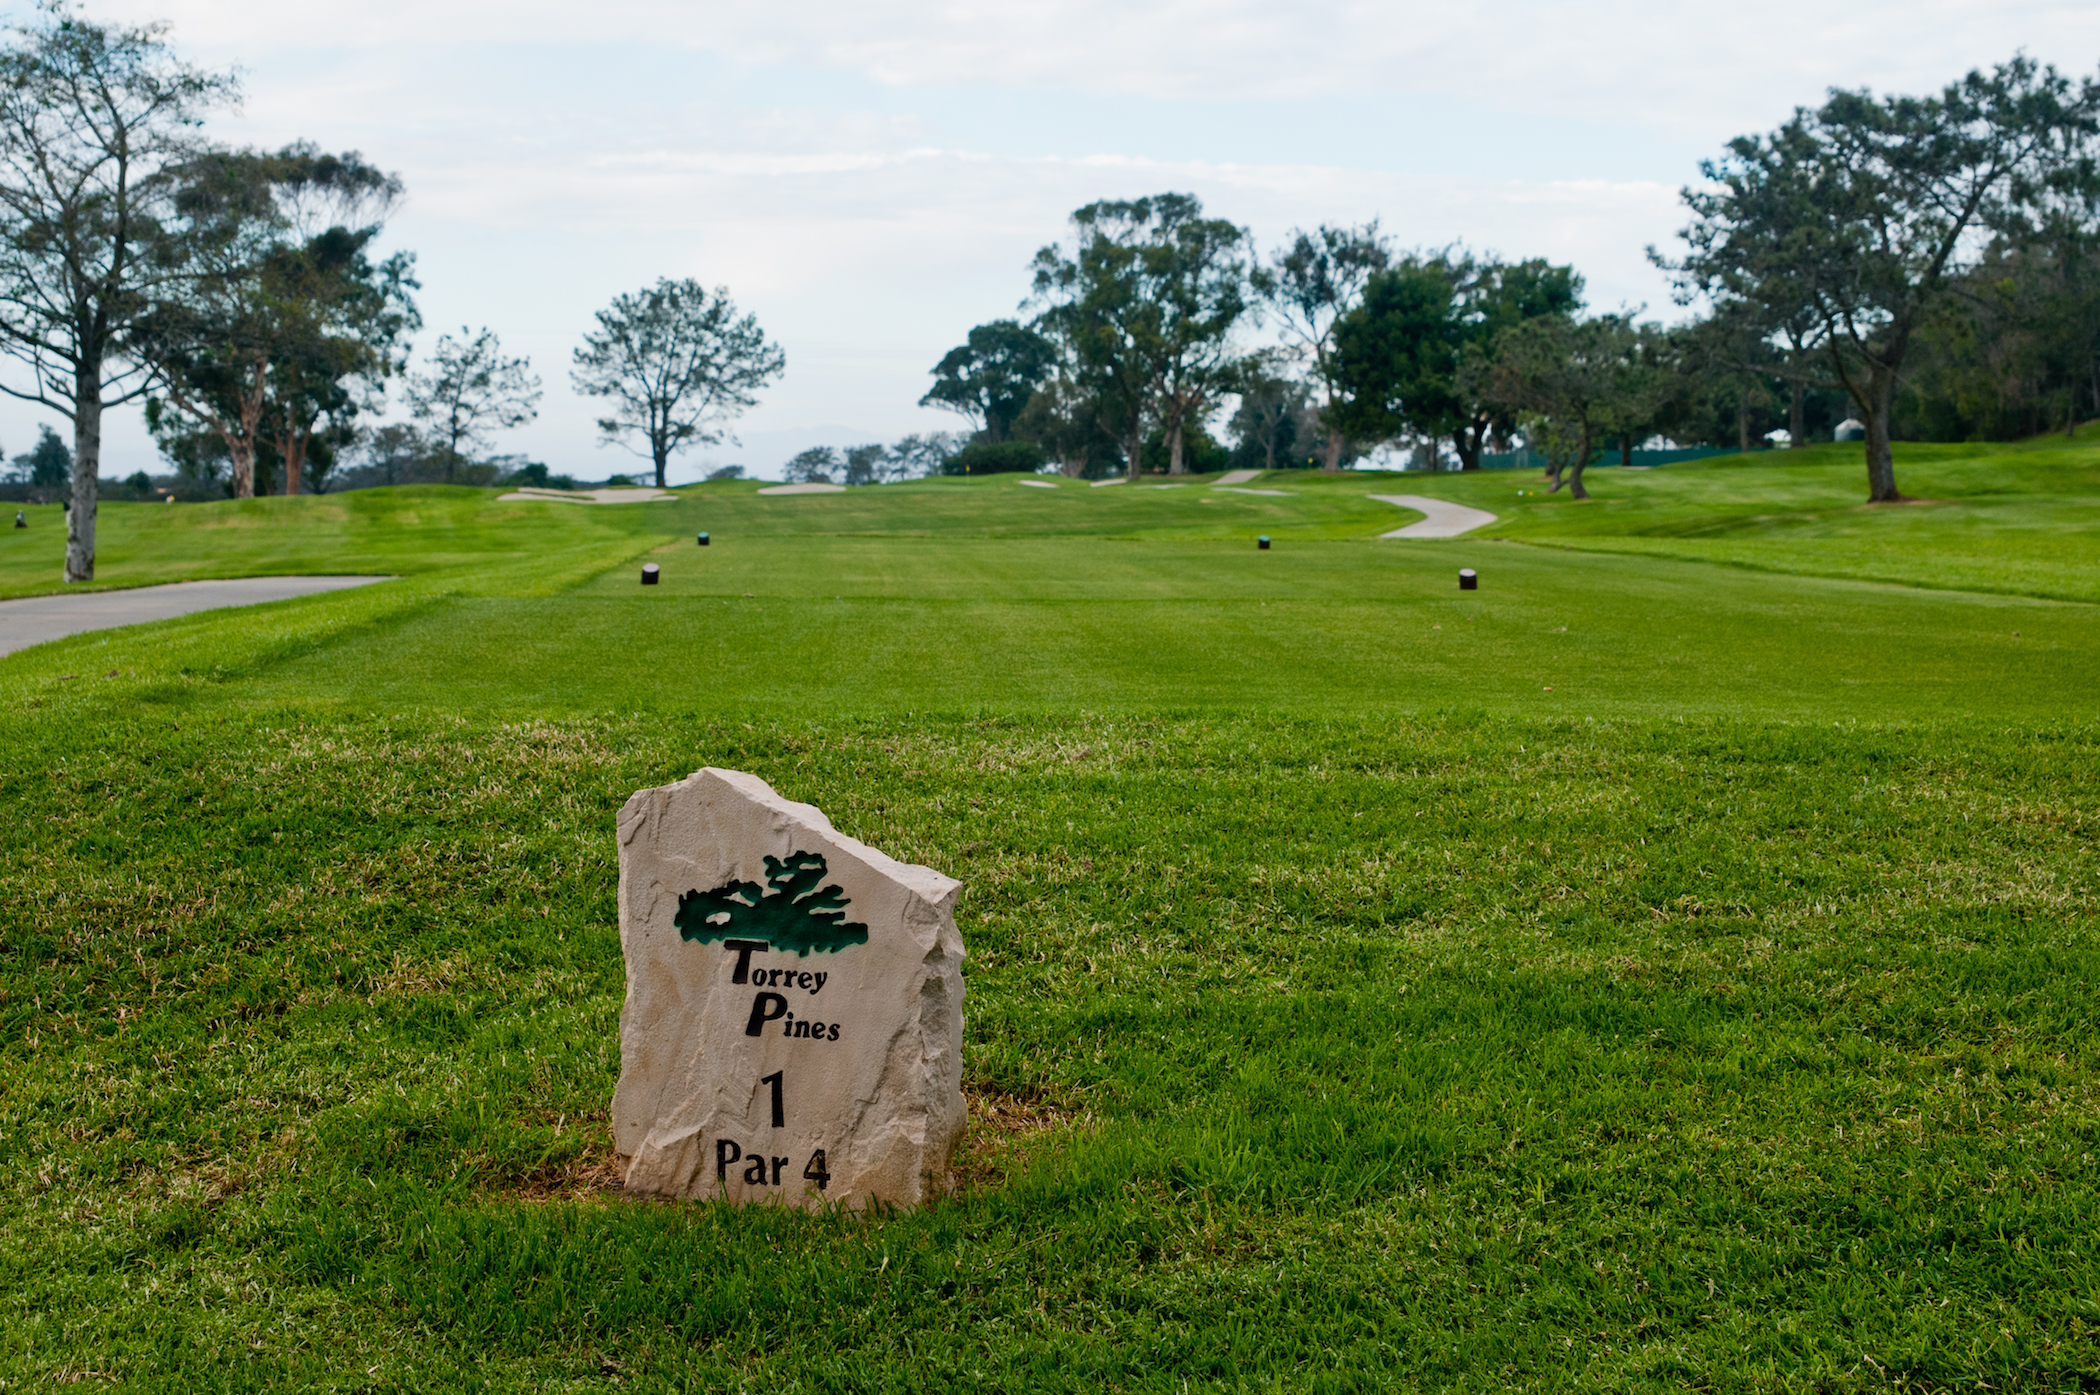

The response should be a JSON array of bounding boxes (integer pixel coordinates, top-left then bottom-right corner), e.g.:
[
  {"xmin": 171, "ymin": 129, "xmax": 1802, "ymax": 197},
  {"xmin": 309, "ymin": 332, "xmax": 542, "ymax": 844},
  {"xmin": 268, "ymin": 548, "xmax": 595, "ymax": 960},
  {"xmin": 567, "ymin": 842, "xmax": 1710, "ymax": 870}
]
[{"xmin": 16, "ymin": 0, "xmax": 2100, "ymax": 479}]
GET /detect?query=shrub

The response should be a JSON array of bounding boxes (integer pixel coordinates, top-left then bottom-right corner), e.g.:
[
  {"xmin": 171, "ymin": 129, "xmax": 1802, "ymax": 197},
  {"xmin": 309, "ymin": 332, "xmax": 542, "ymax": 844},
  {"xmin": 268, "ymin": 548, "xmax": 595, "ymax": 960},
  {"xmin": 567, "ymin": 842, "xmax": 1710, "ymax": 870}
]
[{"xmin": 947, "ymin": 440, "xmax": 1046, "ymax": 475}]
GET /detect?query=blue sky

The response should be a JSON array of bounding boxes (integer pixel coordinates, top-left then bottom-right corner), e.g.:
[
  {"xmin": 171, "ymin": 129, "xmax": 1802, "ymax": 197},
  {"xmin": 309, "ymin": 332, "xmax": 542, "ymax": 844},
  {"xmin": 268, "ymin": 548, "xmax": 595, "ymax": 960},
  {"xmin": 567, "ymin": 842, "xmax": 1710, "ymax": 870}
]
[{"xmin": 17, "ymin": 0, "xmax": 2100, "ymax": 479}]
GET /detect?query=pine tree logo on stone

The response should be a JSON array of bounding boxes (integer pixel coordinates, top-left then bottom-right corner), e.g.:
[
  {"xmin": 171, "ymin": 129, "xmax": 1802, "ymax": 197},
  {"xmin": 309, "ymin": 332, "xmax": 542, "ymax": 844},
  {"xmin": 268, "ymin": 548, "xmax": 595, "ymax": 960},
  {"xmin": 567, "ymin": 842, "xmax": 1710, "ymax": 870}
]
[{"xmin": 675, "ymin": 851, "xmax": 870, "ymax": 955}]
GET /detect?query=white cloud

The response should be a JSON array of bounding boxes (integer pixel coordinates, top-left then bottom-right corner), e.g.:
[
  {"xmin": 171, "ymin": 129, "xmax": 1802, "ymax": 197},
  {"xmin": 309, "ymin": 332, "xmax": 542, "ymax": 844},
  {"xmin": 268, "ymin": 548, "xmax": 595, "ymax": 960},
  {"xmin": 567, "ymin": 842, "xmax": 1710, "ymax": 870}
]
[{"xmin": 103, "ymin": 0, "xmax": 2100, "ymax": 135}]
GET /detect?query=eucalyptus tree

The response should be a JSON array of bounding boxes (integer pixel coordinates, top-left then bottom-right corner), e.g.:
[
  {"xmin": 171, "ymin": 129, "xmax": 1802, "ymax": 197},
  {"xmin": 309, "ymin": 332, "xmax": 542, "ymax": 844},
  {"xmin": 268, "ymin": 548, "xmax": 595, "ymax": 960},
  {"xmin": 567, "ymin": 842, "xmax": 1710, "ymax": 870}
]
[
  {"xmin": 407, "ymin": 328, "xmax": 540, "ymax": 483},
  {"xmin": 1032, "ymin": 193, "xmax": 1254, "ymax": 479},
  {"xmin": 0, "ymin": 6, "xmax": 233, "ymax": 580},
  {"xmin": 919, "ymin": 319, "xmax": 1055, "ymax": 443},
  {"xmin": 1148, "ymin": 201, "xmax": 1258, "ymax": 473},
  {"xmin": 137, "ymin": 145, "xmax": 413, "ymax": 496},
  {"xmin": 254, "ymin": 146, "xmax": 415, "ymax": 495},
  {"xmin": 1671, "ymin": 56, "xmax": 2100, "ymax": 501},
  {"xmin": 572, "ymin": 278, "xmax": 784, "ymax": 489},
  {"xmin": 1031, "ymin": 200, "xmax": 1162, "ymax": 481},
  {"xmin": 1261, "ymin": 222, "xmax": 1389, "ymax": 469}
]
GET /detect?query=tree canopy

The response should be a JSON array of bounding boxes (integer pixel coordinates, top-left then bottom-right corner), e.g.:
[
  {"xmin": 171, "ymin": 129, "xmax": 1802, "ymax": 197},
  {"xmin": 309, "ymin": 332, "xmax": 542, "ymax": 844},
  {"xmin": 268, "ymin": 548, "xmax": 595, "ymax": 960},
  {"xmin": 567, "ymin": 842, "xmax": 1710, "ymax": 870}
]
[
  {"xmin": 137, "ymin": 144, "xmax": 416, "ymax": 497},
  {"xmin": 919, "ymin": 320, "xmax": 1055, "ymax": 443},
  {"xmin": 1031, "ymin": 193, "xmax": 1255, "ymax": 479},
  {"xmin": 1670, "ymin": 56, "xmax": 2100, "ymax": 500},
  {"xmin": 571, "ymin": 278, "xmax": 784, "ymax": 490},
  {"xmin": 406, "ymin": 328, "xmax": 539, "ymax": 484}
]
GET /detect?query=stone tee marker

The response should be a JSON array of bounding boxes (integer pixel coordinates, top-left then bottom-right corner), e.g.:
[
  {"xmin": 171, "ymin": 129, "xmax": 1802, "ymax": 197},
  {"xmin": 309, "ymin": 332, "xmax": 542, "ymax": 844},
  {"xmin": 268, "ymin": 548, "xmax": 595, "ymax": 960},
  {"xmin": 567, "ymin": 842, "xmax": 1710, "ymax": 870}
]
[{"xmin": 612, "ymin": 768, "xmax": 965, "ymax": 1209}]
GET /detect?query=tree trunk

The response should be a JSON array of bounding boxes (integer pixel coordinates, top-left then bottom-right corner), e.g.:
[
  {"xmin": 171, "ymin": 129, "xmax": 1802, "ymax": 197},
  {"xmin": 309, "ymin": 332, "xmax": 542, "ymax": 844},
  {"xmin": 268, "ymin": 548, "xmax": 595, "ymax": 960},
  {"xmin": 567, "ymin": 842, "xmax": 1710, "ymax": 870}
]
[
  {"xmin": 1321, "ymin": 431, "xmax": 1342, "ymax": 472},
  {"xmin": 230, "ymin": 439, "xmax": 256, "ymax": 498},
  {"xmin": 1125, "ymin": 429, "xmax": 1143, "ymax": 482},
  {"xmin": 1566, "ymin": 424, "xmax": 1593, "ymax": 500},
  {"xmin": 1737, "ymin": 382, "xmax": 1752, "ymax": 453},
  {"xmin": 1619, "ymin": 434, "xmax": 1633, "ymax": 468},
  {"xmin": 654, "ymin": 439, "xmax": 669, "ymax": 489},
  {"xmin": 1453, "ymin": 422, "xmax": 1482, "ymax": 471},
  {"xmin": 1790, "ymin": 380, "xmax": 1806, "ymax": 448},
  {"xmin": 65, "ymin": 387, "xmax": 99, "ymax": 583},
  {"xmin": 1864, "ymin": 367, "xmax": 1901, "ymax": 502},
  {"xmin": 283, "ymin": 426, "xmax": 308, "ymax": 496},
  {"xmin": 1166, "ymin": 417, "xmax": 1186, "ymax": 474}
]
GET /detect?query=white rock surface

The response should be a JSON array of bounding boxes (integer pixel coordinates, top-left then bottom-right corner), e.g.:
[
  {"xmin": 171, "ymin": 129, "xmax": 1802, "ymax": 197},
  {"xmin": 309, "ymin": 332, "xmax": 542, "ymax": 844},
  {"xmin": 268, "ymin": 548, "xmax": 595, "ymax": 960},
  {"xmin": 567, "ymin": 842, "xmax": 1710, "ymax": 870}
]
[{"xmin": 612, "ymin": 768, "xmax": 966, "ymax": 1210}]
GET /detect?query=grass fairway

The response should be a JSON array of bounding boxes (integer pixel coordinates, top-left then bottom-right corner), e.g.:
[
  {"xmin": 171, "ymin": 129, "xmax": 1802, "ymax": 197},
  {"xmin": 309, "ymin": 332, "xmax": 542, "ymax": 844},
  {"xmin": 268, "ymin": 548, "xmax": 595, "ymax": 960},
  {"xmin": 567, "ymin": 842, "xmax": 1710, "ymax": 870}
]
[{"xmin": 3, "ymin": 453, "xmax": 2099, "ymax": 1391}]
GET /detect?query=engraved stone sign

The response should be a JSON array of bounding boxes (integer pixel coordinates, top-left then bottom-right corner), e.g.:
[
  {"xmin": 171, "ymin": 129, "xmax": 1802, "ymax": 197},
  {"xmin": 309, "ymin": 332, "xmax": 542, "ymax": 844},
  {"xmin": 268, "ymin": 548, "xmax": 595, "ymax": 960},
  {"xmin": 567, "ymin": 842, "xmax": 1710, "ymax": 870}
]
[{"xmin": 611, "ymin": 767, "xmax": 965, "ymax": 1209}]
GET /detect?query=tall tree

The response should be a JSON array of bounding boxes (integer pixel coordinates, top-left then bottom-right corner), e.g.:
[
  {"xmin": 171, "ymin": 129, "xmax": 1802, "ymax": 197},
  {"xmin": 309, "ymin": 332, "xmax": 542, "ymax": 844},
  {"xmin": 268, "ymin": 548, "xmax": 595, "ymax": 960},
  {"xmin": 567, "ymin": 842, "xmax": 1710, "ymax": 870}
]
[
  {"xmin": 1671, "ymin": 57, "xmax": 2100, "ymax": 501},
  {"xmin": 136, "ymin": 145, "xmax": 414, "ymax": 497},
  {"xmin": 1148, "ymin": 201, "xmax": 1257, "ymax": 474},
  {"xmin": 1329, "ymin": 257, "xmax": 1464, "ymax": 455},
  {"xmin": 919, "ymin": 320, "xmax": 1055, "ymax": 443},
  {"xmin": 1032, "ymin": 193, "xmax": 1253, "ymax": 479},
  {"xmin": 255, "ymin": 146, "xmax": 416, "ymax": 496},
  {"xmin": 1261, "ymin": 222, "xmax": 1389, "ymax": 470},
  {"xmin": 1031, "ymin": 200, "xmax": 1160, "ymax": 482},
  {"xmin": 571, "ymin": 278, "xmax": 784, "ymax": 490},
  {"xmin": 1329, "ymin": 253, "xmax": 1583, "ymax": 469},
  {"xmin": 407, "ymin": 327, "xmax": 539, "ymax": 483},
  {"xmin": 0, "ymin": 6, "xmax": 233, "ymax": 580}
]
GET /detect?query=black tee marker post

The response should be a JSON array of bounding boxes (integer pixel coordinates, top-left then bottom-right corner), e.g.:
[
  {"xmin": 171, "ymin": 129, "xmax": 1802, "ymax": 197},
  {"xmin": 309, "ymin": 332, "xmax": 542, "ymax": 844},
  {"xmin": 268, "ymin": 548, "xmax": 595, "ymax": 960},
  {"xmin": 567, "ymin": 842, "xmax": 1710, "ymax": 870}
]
[
  {"xmin": 1459, "ymin": 568, "xmax": 1477, "ymax": 590},
  {"xmin": 1257, "ymin": 535, "xmax": 1271, "ymax": 550},
  {"xmin": 697, "ymin": 531, "xmax": 710, "ymax": 546},
  {"xmin": 642, "ymin": 563, "xmax": 661, "ymax": 586}
]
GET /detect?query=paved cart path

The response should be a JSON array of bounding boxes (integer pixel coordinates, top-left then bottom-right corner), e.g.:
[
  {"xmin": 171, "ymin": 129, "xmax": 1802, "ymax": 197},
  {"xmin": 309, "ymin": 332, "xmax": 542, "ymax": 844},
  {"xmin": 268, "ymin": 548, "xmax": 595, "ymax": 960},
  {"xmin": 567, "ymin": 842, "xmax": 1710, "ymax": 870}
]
[
  {"xmin": 0, "ymin": 575, "xmax": 391, "ymax": 657},
  {"xmin": 1369, "ymin": 494, "xmax": 1499, "ymax": 539}
]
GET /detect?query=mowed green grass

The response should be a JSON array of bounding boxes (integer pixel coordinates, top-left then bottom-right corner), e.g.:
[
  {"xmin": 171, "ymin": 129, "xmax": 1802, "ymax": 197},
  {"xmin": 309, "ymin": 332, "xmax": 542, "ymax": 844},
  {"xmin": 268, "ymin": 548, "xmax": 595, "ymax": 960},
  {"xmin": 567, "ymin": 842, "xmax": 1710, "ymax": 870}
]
[
  {"xmin": 3, "ymin": 451, "xmax": 2099, "ymax": 1391},
  {"xmin": 0, "ymin": 487, "xmax": 674, "ymax": 600},
  {"xmin": 1459, "ymin": 437, "xmax": 2100, "ymax": 603}
]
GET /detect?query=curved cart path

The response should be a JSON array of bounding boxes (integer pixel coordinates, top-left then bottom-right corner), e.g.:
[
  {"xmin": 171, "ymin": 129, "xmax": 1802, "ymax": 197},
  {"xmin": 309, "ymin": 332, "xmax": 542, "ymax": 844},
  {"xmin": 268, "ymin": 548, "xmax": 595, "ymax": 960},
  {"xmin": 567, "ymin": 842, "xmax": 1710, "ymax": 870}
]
[
  {"xmin": 1369, "ymin": 494, "xmax": 1499, "ymax": 539},
  {"xmin": 0, "ymin": 575, "xmax": 390, "ymax": 658}
]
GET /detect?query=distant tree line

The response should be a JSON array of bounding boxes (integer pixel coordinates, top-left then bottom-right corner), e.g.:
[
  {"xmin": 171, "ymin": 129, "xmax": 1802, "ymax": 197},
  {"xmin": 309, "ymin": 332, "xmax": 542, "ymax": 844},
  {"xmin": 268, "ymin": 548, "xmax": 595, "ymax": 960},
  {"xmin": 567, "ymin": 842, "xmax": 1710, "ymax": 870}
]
[{"xmin": 913, "ymin": 57, "xmax": 2100, "ymax": 503}]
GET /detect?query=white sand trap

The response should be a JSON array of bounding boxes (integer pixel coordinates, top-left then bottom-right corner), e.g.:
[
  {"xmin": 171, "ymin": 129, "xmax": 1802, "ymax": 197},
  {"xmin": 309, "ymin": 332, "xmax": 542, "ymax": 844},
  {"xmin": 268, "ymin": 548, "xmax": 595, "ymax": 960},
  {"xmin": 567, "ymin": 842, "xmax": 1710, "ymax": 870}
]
[
  {"xmin": 1213, "ymin": 469, "xmax": 1263, "ymax": 486},
  {"xmin": 1090, "ymin": 478, "xmax": 1127, "ymax": 487},
  {"xmin": 1369, "ymin": 494, "xmax": 1499, "ymax": 539},
  {"xmin": 1144, "ymin": 484, "xmax": 1186, "ymax": 490},
  {"xmin": 499, "ymin": 486, "xmax": 676, "ymax": 504},
  {"xmin": 756, "ymin": 482, "xmax": 847, "ymax": 496},
  {"xmin": 0, "ymin": 575, "xmax": 391, "ymax": 658},
  {"xmin": 1215, "ymin": 486, "xmax": 1292, "ymax": 497},
  {"xmin": 1018, "ymin": 479, "xmax": 1058, "ymax": 488}
]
